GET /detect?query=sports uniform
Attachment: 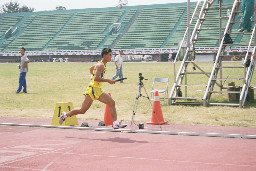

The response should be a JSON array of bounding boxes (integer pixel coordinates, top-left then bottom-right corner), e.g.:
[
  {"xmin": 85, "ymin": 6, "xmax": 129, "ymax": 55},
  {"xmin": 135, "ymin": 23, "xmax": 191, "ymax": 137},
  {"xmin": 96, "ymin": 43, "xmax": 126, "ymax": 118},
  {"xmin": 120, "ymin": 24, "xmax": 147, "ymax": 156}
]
[
  {"xmin": 59, "ymin": 48, "xmax": 127, "ymax": 129},
  {"xmin": 84, "ymin": 61, "xmax": 106, "ymax": 100}
]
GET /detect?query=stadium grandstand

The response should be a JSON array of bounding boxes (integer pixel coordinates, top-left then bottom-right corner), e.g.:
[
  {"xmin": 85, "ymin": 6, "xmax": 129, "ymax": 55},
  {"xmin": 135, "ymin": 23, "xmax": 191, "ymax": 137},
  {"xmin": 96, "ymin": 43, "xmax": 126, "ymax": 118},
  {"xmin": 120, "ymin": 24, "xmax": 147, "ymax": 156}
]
[{"xmin": 0, "ymin": 0, "xmax": 252, "ymax": 59}]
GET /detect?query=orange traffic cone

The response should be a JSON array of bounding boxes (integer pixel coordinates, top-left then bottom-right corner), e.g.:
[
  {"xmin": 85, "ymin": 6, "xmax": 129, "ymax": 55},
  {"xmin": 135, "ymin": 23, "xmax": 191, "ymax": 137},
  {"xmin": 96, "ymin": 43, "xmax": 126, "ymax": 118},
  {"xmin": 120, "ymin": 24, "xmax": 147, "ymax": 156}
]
[
  {"xmin": 104, "ymin": 93, "xmax": 113, "ymax": 126},
  {"xmin": 147, "ymin": 91, "xmax": 168, "ymax": 125}
]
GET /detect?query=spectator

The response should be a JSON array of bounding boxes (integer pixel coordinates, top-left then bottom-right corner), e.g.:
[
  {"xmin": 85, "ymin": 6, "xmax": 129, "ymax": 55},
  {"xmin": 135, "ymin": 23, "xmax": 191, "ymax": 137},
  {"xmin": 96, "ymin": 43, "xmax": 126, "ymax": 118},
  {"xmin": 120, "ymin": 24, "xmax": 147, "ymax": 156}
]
[
  {"xmin": 112, "ymin": 50, "xmax": 124, "ymax": 83},
  {"xmin": 16, "ymin": 47, "xmax": 29, "ymax": 93},
  {"xmin": 239, "ymin": 0, "xmax": 255, "ymax": 33}
]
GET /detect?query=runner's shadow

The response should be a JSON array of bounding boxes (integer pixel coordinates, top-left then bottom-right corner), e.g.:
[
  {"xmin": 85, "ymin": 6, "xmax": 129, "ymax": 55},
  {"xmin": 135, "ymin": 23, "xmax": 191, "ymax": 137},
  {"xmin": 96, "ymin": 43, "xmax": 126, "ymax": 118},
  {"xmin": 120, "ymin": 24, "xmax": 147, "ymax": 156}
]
[
  {"xmin": 92, "ymin": 137, "xmax": 148, "ymax": 144},
  {"xmin": 66, "ymin": 136, "xmax": 148, "ymax": 144}
]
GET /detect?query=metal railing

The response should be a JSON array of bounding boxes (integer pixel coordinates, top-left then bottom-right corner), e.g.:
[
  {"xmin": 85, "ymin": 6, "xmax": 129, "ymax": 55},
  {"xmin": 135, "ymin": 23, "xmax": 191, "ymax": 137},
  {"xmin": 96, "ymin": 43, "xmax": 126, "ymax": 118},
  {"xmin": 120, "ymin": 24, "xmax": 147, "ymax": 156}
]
[
  {"xmin": 203, "ymin": 0, "xmax": 240, "ymax": 105},
  {"xmin": 173, "ymin": 0, "xmax": 202, "ymax": 63},
  {"xmin": 239, "ymin": 24, "xmax": 256, "ymax": 107},
  {"xmin": 169, "ymin": 0, "xmax": 212, "ymax": 103},
  {"xmin": 243, "ymin": 25, "xmax": 256, "ymax": 65},
  {"xmin": 239, "ymin": 47, "xmax": 255, "ymax": 107}
]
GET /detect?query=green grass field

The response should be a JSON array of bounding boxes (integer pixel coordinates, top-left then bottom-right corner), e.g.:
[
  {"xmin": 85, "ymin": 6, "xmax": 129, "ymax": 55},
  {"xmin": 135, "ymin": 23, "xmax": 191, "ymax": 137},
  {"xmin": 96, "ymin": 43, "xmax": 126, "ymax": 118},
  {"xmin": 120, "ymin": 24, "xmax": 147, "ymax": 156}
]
[{"xmin": 0, "ymin": 62, "xmax": 256, "ymax": 127}]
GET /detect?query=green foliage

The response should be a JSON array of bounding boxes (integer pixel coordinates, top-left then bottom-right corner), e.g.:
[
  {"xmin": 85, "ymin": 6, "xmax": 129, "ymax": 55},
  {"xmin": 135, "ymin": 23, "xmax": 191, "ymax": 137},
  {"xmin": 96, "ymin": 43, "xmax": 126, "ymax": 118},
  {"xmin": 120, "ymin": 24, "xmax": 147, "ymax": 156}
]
[
  {"xmin": 1, "ymin": 1, "xmax": 34, "ymax": 13},
  {"xmin": 20, "ymin": 5, "xmax": 35, "ymax": 12}
]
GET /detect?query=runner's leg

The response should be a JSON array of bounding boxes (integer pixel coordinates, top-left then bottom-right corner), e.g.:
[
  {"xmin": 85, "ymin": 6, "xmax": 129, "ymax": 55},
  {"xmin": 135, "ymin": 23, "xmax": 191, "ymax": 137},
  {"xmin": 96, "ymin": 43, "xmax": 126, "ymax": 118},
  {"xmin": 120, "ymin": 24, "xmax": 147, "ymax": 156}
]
[
  {"xmin": 66, "ymin": 95, "xmax": 93, "ymax": 117},
  {"xmin": 98, "ymin": 93, "xmax": 117, "ymax": 121}
]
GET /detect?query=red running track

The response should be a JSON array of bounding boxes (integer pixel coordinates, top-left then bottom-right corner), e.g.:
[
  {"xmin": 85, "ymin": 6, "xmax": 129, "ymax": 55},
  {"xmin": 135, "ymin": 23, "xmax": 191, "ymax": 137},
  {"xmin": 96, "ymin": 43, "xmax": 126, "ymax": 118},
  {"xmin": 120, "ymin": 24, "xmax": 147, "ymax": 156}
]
[{"xmin": 0, "ymin": 125, "xmax": 256, "ymax": 171}]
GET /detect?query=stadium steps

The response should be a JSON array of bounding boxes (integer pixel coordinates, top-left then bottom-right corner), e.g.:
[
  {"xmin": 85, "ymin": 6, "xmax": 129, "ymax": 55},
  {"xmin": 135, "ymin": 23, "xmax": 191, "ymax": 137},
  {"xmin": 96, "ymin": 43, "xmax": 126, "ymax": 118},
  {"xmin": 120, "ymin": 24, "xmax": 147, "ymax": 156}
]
[
  {"xmin": 112, "ymin": 7, "xmax": 143, "ymax": 48},
  {"xmin": 116, "ymin": 8, "xmax": 129, "ymax": 23},
  {"xmin": 43, "ymin": 12, "xmax": 76, "ymax": 51},
  {"xmin": 164, "ymin": 6, "xmax": 196, "ymax": 48},
  {"xmin": 98, "ymin": 8, "xmax": 129, "ymax": 49},
  {"xmin": 5, "ymin": 12, "xmax": 73, "ymax": 51},
  {"xmin": 47, "ymin": 9, "xmax": 124, "ymax": 50},
  {"xmin": 0, "ymin": 36, "xmax": 6, "ymax": 51},
  {"xmin": 161, "ymin": 6, "xmax": 187, "ymax": 48},
  {"xmin": 2, "ymin": 14, "xmax": 31, "ymax": 51},
  {"xmin": 115, "ymin": 5, "xmax": 186, "ymax": 49},
  {"xmin": 107, "ymin": 8, "xmax": 137, "ymax": 48},
  {"xmin": 0, "ymin": 0, "xmax": 252, "ymax": 51},
  {"xmin": 98, "ymin": 27, "xmax": 112, "ymax": 49},
  {"xmin": 0, "ymin": 15, "xmax": 24, "ymax": 50}
]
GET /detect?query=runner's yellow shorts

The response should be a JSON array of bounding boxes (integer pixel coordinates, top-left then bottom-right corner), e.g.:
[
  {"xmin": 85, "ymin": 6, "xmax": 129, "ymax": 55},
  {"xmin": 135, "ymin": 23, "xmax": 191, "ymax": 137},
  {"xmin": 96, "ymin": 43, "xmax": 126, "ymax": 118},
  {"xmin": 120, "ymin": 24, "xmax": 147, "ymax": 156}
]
[{"xmin": 84, "ymin": 86, "xmax": 104, "ymax": 100}]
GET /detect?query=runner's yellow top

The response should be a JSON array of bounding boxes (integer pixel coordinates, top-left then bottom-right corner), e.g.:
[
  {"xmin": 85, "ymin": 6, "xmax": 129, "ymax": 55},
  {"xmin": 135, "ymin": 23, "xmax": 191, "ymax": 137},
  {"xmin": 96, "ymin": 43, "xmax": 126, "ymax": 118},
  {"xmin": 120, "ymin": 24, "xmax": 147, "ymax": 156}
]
[{"xmin": 89, "ymin": 61, "xmax": 106, "ymax": 88}]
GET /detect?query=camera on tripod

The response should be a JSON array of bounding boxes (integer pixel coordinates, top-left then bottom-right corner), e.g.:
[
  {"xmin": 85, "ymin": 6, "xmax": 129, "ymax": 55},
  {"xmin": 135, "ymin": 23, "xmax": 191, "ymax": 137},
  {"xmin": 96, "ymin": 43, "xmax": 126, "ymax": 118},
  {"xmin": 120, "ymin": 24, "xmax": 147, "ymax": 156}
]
[
  {"xmin": 139, "ymin": 73, "xmax": 147, "ymax": 82},
  {"xmin": 132, "ymin": 72, "xmax": 150, "ymax": 128}
]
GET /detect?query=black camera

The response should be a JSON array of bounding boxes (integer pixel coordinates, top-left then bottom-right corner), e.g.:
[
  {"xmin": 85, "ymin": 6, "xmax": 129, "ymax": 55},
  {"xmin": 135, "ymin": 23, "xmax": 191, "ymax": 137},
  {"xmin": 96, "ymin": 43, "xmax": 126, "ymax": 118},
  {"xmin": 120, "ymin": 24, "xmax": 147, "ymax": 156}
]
[
  {"xmin": 139, "ymin": 73, "xmax": 147, "ymax": 82},
  {"xmin": 139, "ymin": 73, "xmax": 144, "ymax": 81}
]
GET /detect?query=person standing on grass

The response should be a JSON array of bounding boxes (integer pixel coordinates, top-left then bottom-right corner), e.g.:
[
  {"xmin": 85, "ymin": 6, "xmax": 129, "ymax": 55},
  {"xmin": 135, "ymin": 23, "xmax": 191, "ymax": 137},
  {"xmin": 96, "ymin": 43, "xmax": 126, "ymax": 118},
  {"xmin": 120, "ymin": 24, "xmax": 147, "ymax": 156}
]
[
  {"xmin": 16, "ymin": 47, "xmax": 29, "ymax": 94},
  {"xmin": 59, "ymin": 48, "xmax": 127, "ymax": 129},
  {"xmin": 112, "ymin": 50, "xmax": 124, "ymax": 83}
]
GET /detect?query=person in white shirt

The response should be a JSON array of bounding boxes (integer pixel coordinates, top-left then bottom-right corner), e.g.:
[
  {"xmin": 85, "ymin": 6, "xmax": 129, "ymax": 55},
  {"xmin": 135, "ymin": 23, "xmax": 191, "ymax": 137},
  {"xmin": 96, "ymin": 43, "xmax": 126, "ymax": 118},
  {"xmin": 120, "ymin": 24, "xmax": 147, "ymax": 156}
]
[
  {"xmin": 16, "ymin": 47, "xmax": 30, "ymax": 93},
  {"xmin": 112, "ymin": 50, "xmax": 124, "ymax": 83}
]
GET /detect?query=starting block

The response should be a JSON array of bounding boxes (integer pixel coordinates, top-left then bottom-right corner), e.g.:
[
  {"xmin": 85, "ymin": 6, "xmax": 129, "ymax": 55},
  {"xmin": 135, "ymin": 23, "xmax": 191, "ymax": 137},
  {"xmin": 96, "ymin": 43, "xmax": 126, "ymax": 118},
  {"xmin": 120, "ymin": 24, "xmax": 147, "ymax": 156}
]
[{"xmin": 51, "ymin": 102, "xmax": 78, "ymax": 126}]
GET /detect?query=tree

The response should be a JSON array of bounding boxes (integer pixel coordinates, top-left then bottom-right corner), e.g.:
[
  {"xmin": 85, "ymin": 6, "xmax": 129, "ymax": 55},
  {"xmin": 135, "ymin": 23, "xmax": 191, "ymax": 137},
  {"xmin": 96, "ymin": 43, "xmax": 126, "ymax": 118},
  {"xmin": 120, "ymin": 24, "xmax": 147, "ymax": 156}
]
[
  {"xmin": 56, "ymin": 6, "xmax": 66, "ymax": 10},
  {"xmin": 2, "ymin": 1, "xmax": 19, "ymax": 13},
  {"xmin": 1, "ymin": 1, "xmax": 34, "ymax": 13},
  {"xmin": 20, "ymin": 5, "xmax": 35, "ymax": 13}
]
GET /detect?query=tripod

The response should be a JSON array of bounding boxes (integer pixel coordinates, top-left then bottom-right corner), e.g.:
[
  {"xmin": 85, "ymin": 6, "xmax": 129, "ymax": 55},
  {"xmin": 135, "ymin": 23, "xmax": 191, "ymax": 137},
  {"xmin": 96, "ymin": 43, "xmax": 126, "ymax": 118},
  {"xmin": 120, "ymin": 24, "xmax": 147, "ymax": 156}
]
[{"xmin": 130, "ymin": 78, "xmax": 162, "ymax": 130}]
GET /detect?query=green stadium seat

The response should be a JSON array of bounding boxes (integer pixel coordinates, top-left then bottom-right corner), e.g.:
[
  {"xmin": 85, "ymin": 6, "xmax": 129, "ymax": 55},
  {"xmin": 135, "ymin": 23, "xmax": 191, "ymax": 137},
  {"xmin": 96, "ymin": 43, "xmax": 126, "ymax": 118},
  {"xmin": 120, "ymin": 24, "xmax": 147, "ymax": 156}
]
[{"xmin": 0, "ymin": 0, "xmax": 251, "ymax": 51}]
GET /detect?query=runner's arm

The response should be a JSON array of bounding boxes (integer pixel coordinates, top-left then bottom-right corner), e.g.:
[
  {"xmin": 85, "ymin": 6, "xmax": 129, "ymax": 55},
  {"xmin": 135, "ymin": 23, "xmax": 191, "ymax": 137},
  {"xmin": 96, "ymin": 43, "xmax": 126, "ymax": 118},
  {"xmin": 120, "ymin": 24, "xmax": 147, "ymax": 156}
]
[
  {"xmin": 94, "ymin": 63, "xmax": 116, "ymax": 84},
  {"xmin": 89, "ymin": 64, "xmax": 96, "ymax": 74}
]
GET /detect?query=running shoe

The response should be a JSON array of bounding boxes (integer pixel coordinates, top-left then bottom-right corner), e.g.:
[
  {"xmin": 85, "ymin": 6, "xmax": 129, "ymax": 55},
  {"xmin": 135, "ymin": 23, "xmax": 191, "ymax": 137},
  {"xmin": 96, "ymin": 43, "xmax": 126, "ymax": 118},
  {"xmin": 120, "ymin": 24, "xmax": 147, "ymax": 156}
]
[
  {"xmin": 59, "ymin": 111, "xmax": 67, "ymax": 125},
  {"xmin": 113, "ymin": 121, "xmax": 127, "ymax": 129}
]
